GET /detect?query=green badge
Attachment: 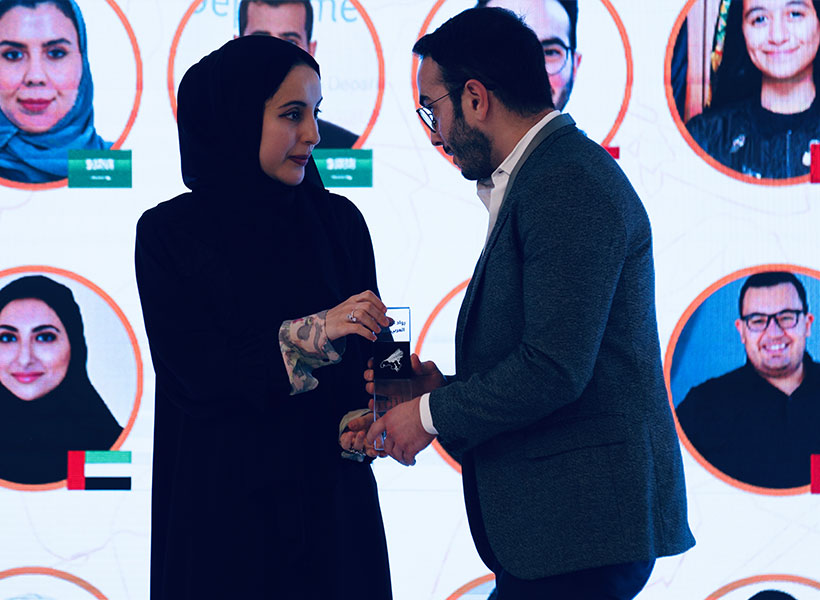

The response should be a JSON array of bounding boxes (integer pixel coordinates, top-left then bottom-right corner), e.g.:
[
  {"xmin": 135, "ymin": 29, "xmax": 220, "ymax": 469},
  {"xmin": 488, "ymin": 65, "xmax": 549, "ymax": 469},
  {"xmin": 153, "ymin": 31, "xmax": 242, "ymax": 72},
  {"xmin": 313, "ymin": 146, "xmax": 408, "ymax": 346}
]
[
  {"xmin": 68, "ymin": 150, "xmax": 132, "ymax": 188},
  {"xmin": 313, "ymin": 149, "xmax": 373, "ymax": 188}
]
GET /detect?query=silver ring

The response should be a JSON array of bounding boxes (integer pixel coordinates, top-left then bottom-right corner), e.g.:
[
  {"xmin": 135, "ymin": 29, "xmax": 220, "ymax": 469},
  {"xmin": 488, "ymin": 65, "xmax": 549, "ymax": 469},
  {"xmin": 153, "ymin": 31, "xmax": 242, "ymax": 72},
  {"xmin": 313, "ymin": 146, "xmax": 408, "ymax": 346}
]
[{"xmin": 347, "ymin": 310, "xmax": 357, "ymax": 323}]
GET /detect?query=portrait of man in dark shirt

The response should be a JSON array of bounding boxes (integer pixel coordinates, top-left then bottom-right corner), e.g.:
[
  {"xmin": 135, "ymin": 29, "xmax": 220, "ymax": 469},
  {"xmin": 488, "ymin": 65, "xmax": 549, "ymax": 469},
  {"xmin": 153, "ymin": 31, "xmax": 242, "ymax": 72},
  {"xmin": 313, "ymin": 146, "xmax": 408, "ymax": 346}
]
[
  {"xmin": 238, "ymin": 0, "xmax": 360, "ymax": 148},
  {"xmin": 676, "ymin": 271, "xmax": 820, "ymax": 489}
]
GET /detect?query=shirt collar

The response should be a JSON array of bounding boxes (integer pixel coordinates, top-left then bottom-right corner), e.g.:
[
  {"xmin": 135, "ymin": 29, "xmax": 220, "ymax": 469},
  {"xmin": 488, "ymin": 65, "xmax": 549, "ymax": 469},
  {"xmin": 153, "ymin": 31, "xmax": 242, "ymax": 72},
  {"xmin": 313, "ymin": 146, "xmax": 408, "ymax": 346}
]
[{"xmin": 476, "ymin": 110, "xmax": 560, "ymax": 208}]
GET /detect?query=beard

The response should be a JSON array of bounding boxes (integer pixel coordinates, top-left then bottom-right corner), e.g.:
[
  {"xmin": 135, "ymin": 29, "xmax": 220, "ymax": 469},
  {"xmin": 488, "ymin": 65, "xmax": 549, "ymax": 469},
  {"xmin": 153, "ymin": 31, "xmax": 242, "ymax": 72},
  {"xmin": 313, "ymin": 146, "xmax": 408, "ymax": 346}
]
[{"xmin": 446, "ymin": 113, "xmax": 495, "ymax": 181}]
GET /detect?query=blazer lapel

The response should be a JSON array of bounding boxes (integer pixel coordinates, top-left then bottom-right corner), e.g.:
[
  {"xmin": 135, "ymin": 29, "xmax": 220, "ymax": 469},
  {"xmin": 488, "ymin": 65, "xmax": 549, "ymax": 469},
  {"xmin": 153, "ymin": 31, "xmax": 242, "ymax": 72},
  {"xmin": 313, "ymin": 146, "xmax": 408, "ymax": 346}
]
[{"xmin": 454, "ymin": 113, "xmax": 576, "ymax": 356}]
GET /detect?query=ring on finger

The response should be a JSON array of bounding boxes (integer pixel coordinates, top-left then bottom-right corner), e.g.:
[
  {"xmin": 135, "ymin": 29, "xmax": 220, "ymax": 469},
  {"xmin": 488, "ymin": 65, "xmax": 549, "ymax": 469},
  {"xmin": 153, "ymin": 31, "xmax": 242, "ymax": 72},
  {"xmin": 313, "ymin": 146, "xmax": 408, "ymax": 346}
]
[{"xmin": 347, "ymin": 310, "xmax": 357, "ymax": 323}]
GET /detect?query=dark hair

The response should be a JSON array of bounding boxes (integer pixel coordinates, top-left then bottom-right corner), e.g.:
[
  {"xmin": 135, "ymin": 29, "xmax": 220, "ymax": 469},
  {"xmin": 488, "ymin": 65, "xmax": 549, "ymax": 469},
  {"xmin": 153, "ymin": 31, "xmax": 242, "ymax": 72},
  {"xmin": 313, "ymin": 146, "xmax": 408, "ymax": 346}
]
[
  {"xmin": 0, "ymin": 0, "xmax": 80, "ymax": 37},
  {"xmin": 238, "ymin": 0, "xmax": 313, "ymax": 41},
  {"xmin": 748, "ymin": 591, "xmax": 797, "ymax": 600},
  {"xmin": 738, "ymin": 272, "xmax": 809, "ymax": 316},
  {"xmin": 413, "ymin": 7, "xmax": 553, "ymax": 116},
  {"xmin": 475, "ymin": 0, "xmax": 578, "ymax": 50},
  {"xmin": 710, "ymin": 0, "xmax": 820, "ymax": 110}
]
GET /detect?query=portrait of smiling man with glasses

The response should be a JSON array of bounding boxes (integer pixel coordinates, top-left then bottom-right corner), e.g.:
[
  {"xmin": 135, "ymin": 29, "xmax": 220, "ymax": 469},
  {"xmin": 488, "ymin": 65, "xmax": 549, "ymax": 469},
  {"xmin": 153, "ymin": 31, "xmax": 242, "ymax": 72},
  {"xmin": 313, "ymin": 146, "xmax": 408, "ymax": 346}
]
[{"xmin": 677, "ymin": 271, "xmax": 820, "ymax": 489}]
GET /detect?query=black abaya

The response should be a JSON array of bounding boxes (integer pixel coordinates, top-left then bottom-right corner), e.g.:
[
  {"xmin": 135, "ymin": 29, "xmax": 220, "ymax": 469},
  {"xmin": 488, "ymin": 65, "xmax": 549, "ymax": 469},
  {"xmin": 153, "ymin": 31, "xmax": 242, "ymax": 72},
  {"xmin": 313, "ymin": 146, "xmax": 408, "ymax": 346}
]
[{"xmin": 135, "ymin": 37, "xmax": 391, "ymax": 599}]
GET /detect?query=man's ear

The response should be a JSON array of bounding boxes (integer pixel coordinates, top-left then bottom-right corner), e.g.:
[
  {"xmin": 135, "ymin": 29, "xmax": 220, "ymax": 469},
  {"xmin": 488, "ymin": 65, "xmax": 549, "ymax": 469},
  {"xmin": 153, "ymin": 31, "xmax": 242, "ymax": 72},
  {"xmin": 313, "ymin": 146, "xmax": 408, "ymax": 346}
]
[
  {"xmin": 308, "ymin": 40, "xmax": 317, "ymax": 57},
  {"xmin": 463, "ymin": 79, "xmax": 490, "ymax": 120}
]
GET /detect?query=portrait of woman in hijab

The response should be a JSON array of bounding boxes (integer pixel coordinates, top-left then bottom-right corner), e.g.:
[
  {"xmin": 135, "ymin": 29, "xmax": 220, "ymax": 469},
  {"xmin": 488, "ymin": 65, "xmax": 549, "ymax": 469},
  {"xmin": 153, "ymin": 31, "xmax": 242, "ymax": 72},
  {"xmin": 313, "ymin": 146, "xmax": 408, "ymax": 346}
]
[
  {"xmin": 0, "ymin": 275, "xmax": 123, "ymax": 485},
  {"xmin": 0, "ymin": 0, "xmax": 110, "ymax": 184},
  {"xmin": 685, "ymin": 0, "xmax": 820, "ymax": 179},
  {"xmin": 136, "ymin": 36, "xmax": 392, "ymax": 599}
]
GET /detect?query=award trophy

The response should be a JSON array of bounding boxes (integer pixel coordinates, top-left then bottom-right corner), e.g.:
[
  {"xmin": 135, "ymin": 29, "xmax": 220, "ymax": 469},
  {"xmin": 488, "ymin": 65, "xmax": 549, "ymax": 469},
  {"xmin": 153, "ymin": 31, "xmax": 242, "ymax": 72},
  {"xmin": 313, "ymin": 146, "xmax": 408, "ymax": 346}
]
[{"xmin": 372, "ymin": 307, "xmax": 412, "ymax": 451}]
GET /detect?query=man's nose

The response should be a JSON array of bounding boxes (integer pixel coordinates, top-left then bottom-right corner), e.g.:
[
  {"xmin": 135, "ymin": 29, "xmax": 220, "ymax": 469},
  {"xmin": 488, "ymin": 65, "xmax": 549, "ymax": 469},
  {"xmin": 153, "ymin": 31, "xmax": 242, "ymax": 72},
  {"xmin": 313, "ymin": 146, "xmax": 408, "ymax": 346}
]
[{"xmin": 430, "ymin": 130, "xmax": 443, "ymax": 147}]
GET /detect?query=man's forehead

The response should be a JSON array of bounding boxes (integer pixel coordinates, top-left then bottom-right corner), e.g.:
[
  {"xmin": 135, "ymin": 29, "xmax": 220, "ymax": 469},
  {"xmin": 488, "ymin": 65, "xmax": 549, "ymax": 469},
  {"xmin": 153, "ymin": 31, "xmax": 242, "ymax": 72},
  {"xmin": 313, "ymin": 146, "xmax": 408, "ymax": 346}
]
[
  {"xmin": 486, "ymin": 0, "xmax": 571, "ymax": 44},
  {"xmin": 742, "ymin": 283, "xmax": 802, "ymax": 311}
]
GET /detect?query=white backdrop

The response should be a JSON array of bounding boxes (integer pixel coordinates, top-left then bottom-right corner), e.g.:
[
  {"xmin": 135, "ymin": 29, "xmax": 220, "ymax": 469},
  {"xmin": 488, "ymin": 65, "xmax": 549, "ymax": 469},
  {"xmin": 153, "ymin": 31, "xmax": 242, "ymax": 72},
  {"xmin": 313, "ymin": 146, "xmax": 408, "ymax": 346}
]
[{"xmin": 0, "ymin": 1, "xmax": 818, "ymax": 598}]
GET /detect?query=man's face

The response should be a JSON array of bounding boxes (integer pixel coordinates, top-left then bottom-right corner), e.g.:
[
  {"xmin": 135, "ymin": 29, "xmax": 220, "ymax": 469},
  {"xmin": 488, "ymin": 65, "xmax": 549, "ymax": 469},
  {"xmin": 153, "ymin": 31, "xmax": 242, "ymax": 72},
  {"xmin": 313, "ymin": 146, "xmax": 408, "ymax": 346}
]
[
  {"xmin": 417, "ymin": 58, "xmax": 495, "ymax": 181},
  {"xmin": 735, "ymin": 283, "xmax": 814, "ymax": 380},
  {"xmin": 485, "ymin": 0, "xmax": 581, "ymax": 110},
  {"xmin": 243, "ymin": 2, "xmax": 316, "ymax": 56}
]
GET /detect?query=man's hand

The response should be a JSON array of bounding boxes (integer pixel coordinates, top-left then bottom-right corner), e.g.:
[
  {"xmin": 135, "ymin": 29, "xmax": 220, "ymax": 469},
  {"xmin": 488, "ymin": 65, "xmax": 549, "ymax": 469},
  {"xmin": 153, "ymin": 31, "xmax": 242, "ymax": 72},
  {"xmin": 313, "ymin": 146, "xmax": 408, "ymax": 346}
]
[
  {"xmin": 366, "ymin": 396, "xmax": 435, "ymax": 466},
  {"xmin": 364, "ymin": 353, "xmax": 446, "ymax": 398},
  {"xmin": 339, "ymin": 411, "xmax": 385, "ymax": 459}
]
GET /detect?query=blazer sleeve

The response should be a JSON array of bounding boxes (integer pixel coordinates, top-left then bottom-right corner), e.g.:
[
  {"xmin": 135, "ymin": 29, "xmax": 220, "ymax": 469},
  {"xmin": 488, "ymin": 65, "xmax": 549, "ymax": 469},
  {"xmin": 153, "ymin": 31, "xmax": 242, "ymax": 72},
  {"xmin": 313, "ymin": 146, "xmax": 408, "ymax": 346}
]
[
  {"xmin": 430, "ymin": 152, "xmax": 633, "ymax": 454},
  {"xmin": 135, "ymin": 208, "xmax": 292, "ymax": 419}
]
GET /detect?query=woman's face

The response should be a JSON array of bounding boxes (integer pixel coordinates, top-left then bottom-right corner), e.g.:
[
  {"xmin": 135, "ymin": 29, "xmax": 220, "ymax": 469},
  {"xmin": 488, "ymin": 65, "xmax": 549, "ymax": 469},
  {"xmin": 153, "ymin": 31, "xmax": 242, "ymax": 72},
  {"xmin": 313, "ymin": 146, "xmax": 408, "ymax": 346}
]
[
  {"xmin": 743, "ymin": 0, "xmax": 820, "ymax": 81},
  {"xmin": 0, "ymin": 2, "xmax": 82, "ymax": 133},
  {"xmin": 0, "ymin": 298, "xmax": 71, "ymax": 401},
  {"xmin": 258, "ymin": 63, "xmax": 321, "ymax": 186}
]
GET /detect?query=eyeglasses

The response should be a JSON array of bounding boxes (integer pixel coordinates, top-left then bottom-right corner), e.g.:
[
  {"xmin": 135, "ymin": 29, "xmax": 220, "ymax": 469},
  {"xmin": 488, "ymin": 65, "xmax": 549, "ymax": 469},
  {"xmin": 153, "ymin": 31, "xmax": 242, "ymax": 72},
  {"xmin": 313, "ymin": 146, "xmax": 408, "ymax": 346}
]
[
  {"xmin": 740, "ymin": 309, "xmax": 805, "ymax": 332},
  {"xmin": 416, "ymin": 90, "xmax": 454, "ymax": 133},
  {"xmin": 543, "ymin": 40, "xmax": 573, "ymax": 76}
]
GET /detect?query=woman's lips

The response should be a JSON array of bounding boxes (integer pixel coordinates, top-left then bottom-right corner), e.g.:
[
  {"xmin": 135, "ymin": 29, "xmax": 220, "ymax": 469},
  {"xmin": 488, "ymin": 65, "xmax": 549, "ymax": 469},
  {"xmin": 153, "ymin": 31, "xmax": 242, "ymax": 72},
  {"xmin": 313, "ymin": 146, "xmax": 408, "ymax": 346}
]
[
  {"xmin": 289, "ymin": 155, "xmax": 310, "ymax": 166},
  {"xmin": 18, "ymin": 98, "xmax": 53, "ymax": 114},
  {"xmin": 11, "ymin": 372, "xmax": 43, "ymax": 384},
  {"xmin": 17, "ymin": 98, "xmax": 53, "ymax": 114}
]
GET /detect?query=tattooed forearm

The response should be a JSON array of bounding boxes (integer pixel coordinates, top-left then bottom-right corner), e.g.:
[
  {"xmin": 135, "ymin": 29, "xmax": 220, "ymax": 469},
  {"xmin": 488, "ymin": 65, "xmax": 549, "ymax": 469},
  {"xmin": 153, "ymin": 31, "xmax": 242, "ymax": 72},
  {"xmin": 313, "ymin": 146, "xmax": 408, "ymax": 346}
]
[{"xmin": 279, "ymin": 310, "xmax": 344, "ymax": 395}]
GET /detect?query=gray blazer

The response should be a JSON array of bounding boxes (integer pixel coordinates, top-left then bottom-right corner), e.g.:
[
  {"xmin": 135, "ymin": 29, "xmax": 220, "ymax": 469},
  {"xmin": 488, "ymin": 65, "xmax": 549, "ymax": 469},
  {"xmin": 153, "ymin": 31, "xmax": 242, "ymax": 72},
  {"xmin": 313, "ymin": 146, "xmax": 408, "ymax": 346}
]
[{"xmin": 429, "ymin": 114, "xmax": 695, "ymax": 579}]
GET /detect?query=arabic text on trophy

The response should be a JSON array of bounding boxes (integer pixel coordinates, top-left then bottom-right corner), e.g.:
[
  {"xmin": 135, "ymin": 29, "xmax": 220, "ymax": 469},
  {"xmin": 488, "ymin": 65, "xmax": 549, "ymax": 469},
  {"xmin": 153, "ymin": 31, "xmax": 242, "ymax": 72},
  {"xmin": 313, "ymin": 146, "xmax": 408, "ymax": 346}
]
[{"xmin": 372, "ymin": 307, "xmax": 411, "ymax": 451}]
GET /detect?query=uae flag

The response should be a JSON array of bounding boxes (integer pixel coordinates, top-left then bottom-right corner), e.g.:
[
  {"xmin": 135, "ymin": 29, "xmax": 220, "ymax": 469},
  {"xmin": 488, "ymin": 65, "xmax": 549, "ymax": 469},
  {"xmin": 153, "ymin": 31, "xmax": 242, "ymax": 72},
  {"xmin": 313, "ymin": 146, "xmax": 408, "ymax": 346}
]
[
  {"xmin": 812, "ymin": 455, "xmax": 820, "ymax": 495},
  {"xmin": 67, "ymin": 450, "xmax": 131, "ymax": 490}
]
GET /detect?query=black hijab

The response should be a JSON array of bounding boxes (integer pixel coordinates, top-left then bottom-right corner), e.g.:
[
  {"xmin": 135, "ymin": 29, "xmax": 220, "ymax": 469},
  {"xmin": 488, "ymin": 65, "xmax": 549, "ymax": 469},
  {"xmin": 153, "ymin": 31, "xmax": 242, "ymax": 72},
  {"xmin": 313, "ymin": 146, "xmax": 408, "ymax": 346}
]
[
  {"xmin": 0, "ymin": 276, "xmax": 123, "ymax": 485},
  {"xmin": 177, "ymin": 35, "xmax": 324, "ymax": 194}
]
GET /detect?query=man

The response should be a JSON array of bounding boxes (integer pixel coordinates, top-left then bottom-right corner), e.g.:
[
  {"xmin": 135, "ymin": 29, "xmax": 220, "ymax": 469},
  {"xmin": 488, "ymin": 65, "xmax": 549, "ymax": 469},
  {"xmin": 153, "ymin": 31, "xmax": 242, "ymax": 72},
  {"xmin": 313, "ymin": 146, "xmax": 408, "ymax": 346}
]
[
  {"xmin": 352, "ymin": 8, "xmax": 694, "ymax": 599},
  {"xmin": 477, "ymin": 0, "xmax": 581, "ymax": 110},
  {"xmin": 677, "ymin": 272, "xmax": 820, "ymax": 489},
  {"xmin": 238, "ymin": 0, "xmax": 359, "ymax": 148}
]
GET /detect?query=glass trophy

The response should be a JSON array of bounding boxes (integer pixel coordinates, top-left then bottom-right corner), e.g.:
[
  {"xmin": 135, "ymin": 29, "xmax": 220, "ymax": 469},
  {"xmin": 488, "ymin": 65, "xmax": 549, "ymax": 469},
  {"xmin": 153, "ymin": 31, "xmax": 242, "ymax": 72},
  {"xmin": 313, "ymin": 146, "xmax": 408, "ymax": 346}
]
[{"xmin": 373, "ymin": 307, "xmax": 412, "ymax": 451}]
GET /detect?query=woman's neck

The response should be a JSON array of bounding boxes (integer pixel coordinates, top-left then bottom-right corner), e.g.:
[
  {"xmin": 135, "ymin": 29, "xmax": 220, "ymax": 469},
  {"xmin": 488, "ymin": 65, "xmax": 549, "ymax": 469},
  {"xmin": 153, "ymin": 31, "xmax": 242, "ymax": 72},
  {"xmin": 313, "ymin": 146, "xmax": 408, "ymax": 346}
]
[{"xmin": 760, "ymin": 68, "xmax": 816, "ymax": 114}]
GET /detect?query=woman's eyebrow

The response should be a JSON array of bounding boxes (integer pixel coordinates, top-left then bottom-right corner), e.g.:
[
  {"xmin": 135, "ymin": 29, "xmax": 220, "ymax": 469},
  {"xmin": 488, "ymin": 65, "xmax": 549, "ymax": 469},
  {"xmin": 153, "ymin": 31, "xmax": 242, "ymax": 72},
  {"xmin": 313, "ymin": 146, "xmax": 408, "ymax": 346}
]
[
  {"xmin": 278, "ymin": 100, "xmax": 307, "ymax": 109},
  {"xmin": 0, "ymin": 324, "xmax": 18, "ymax": 332},
  {"xmin": 32, "ymin": 325, "xmax": 60, "ymax": 332},
  {"xmin": 0, "ymin": 40, "xmax": 26, "ymax": 48},
  {"xmin": 43, "ymin": 38, "xmax": 73, "ymax": 47}
]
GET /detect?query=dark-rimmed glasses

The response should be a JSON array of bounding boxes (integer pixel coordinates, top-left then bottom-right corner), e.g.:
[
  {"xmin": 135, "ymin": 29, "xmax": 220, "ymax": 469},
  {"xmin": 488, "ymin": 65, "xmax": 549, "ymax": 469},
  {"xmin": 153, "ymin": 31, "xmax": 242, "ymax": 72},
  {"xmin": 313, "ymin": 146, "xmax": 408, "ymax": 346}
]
[
  {"xmin": 543, "ymin": 40, "xmax": 573, "ymax": 76},
  {"xmin": 416, "ymin": 91, "xmax": 454, "ymax": 133},
  {"xmin": 740, "ymin": 309, "xmax": 805, "ymax": 332}
]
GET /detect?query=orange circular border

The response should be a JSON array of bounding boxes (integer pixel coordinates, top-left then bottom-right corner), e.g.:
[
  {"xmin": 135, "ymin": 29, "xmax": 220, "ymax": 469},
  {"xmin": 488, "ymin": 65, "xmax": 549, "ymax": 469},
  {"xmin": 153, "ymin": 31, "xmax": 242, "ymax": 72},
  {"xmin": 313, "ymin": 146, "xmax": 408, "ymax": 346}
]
[
  {"xmin": 167, "ymin": 0, "xmax": 385, "ymax": 150},
  {"xmin": 411, "ymin": 0, "xmax": 634, "ymax": 166},
  {"xmin": 664, "ymin": 263, "xmax": 820, "ymax": 496},
  {"xmin": 706, "ymin": 574, "xmax": 820, "ymax": 599},
  {"xmin": 0, "ymin": 265, "xmax": 143, "ymax": 492},
  {"xmin": 0, "ymin": 0, "xmax": 143, "ymax": 191},
  {"xmin": 664, "ymin": 0, "xmax": 808, "ymax": 186},
  {"xmin": 445, "ymin": 573, "xmax": 496, "ymax": 600},
  {"xmin": 414, "ymin": 278, "xmax": 470, "ymax": 473},
  {"xmin": 0, "ymin": 566, "xmax": 109, "ymax": 599}
]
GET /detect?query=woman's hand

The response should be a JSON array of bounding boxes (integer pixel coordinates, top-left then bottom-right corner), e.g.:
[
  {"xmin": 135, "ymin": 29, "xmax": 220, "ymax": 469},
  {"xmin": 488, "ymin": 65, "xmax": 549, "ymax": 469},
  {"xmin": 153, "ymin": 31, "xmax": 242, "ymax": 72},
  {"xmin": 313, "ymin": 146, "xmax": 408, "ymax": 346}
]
[{"xmin": 326, "ymin": 290, "xmax": 391, "ymax": 342}]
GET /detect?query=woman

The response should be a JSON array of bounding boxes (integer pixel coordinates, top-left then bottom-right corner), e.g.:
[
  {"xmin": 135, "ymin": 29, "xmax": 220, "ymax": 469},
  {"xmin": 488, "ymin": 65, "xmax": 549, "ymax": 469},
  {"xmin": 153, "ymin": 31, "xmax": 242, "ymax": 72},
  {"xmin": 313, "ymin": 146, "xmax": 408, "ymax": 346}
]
[
  {"xmin": 135, "ymin": 36, "xmax": 392, "ymax": 598},
  {"xmin": 0, "ymin": 0, "xmax": 109, "ymax": 184},
  {"xmin": 0, "ymin": 275, "xmax": 122, "ymax": 485},
  {"xmin": 686, "ymin": 0, "xmax": 820, "ymax": 179}
]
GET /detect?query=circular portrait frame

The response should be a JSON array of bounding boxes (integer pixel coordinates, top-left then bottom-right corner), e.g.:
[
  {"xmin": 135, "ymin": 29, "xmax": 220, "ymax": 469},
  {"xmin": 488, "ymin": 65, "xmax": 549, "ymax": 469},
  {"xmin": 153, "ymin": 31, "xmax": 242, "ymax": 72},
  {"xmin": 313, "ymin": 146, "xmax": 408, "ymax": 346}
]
[
  {"xmin": 411, "ymin": 0, "xmax": 634, "ymax": 167},
  {"xmin": 0, "ymin": 265, "xmax": 142, "ymax": 492},
  {"xmin": 0, "ymin": 566, "xmax": 109, "ymax": 599},
  {"xmin": 167, "ymin": 0, "xmax": 385, "ymax": 150},
  {"xmin": 664, "ymin": 263, "xmax": 820, "ymax": 496},
  {"xmin": 664, "ymin": 0, "xmax": 815, "ymax": 187},
  {"xmin": 0, "ymin": 0, "xmax": 143, "ymax": 191},
  {"xmin": 706, "ymin": 574, "xmax": 820, "ymax": 600}
]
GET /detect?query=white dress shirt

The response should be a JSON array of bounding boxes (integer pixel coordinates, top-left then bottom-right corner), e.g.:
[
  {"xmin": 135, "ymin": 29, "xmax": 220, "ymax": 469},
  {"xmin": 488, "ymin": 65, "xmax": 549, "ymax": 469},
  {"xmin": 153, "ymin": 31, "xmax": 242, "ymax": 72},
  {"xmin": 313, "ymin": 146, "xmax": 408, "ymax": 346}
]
[{"xmin": 419, "ymin": 110, "xmax": 561, "ymax": 435}]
